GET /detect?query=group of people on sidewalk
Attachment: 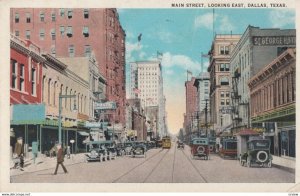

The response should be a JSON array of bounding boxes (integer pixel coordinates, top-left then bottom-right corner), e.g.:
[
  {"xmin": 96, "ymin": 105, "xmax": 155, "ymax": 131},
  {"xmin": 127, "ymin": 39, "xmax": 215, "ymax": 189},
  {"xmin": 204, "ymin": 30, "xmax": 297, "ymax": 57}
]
[{"xmin": 12, "ymin": 137, "xmax": 69, "ymax": 175}]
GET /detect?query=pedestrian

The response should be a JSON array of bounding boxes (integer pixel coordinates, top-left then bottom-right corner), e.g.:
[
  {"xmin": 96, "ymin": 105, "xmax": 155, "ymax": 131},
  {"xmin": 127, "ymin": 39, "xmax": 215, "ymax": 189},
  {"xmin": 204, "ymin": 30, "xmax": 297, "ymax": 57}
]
[
  {"xmin": 66, "ymin": 146, "xmax": 71, "ymax": 159},
  {"xmin": 13, "ymin": 137, "xmax": 24, "ymax": 170},
  {"xmin": 53, "ymin": 143, "xmax": 68, "ymax": 175}
]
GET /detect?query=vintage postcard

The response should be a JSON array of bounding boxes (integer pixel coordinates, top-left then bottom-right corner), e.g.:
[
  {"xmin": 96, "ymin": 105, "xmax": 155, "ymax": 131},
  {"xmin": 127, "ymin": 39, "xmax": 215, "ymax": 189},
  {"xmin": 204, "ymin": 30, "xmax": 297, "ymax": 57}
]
[{"xmin": 0, "ymin": 0, "xmax": 299, "ymax": 193}]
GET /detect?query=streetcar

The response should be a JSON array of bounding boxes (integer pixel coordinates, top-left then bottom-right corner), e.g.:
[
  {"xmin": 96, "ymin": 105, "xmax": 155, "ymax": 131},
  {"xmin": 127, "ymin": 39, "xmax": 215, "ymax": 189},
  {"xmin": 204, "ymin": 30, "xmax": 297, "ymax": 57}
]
[{"xmin": 162, "ymin": 136, "xmax": 171, "ymax": 149}]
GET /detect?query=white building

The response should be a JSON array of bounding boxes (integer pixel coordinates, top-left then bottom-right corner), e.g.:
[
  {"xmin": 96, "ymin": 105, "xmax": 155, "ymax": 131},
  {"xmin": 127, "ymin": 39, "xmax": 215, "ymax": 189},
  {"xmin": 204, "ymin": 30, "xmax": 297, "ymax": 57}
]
[{"xmin": 129, "ymin": 61, "xmax": 167, "ymax": 138}]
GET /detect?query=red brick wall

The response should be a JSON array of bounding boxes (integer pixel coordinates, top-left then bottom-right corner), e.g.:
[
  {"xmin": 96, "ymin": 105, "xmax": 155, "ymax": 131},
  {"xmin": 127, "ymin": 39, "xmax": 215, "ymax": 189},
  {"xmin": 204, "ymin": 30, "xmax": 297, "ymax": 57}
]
[
  {"xmin": 185, "ymin": 77, "xmax": 197, "ymax": 131},
  {"xmin": 10, "ymin": 47, "xmax": 43, "ymax": 104}
]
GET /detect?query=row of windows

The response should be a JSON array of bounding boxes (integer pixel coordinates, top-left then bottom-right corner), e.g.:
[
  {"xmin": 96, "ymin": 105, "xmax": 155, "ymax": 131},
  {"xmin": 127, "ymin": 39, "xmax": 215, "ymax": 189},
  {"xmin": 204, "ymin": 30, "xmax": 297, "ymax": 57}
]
[
  {"xmin": 220, "ymin": 99, "xmax": 230, "ymax": 106},
  {"xmin": 220, "ymin": 91, "xmax": 230, "ymax": 98},
  {"xmin": 11, "ymin": 59, "xmax": 36, "ymax": 96},
  {"xmin": 14, "ymin": 9, "xmax": 89, "ymax": 24},
  {"xmin": 219, "ymin": 45, "xmax": 230, "ymax": 55}
]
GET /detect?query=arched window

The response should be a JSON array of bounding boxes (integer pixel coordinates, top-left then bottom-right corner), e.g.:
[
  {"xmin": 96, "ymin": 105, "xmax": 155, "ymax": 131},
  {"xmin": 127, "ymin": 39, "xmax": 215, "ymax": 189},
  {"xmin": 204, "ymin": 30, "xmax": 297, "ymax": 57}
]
[{"xmin": 220, "ymin": 77, "xmax": 229, "ymax": 86}]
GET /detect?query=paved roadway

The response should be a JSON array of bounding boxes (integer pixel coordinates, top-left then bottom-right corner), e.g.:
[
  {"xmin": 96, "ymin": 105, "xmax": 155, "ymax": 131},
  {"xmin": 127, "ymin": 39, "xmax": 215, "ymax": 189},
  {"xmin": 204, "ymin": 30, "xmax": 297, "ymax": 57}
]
[{"xmin": 11, "ymin": 142, "xmax": 294, "ymax": 183}]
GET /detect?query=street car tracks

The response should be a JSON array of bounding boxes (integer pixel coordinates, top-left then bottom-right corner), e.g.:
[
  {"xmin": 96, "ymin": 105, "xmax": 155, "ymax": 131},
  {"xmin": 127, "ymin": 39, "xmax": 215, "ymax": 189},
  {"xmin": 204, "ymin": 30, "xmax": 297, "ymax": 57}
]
[
  {"xmin": 181, "ymin": 149, "xmax": 208, "ymax": 183},
  {"xmin": 112, "ymin": 148, "xmax": 168, "ymax": 183}
]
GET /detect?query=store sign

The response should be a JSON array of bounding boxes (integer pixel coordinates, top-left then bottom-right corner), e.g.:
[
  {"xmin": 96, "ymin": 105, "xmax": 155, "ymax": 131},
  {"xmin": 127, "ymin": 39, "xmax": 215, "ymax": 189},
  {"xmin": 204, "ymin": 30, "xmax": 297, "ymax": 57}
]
[
  {"xmin": 95, "ymin": 101, "xmax": 116, "ymax": 110},
  {"xmin": 253, "ymin": 36, "xmax": 296, "ymax": 46},
  {"xmin": 85, "ymin": 122, "xmax": 102, "ymax": 128},
  {"xmin": 219, "ymin": 106, "xmax": 232, "ymax": 114}
]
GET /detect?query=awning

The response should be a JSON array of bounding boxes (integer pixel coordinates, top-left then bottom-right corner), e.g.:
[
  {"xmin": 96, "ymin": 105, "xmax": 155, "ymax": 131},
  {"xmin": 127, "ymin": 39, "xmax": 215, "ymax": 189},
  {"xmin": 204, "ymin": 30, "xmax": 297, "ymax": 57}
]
[{"xmin": 78, "ymin": 131, "xmax": 89, "ymax": 136}]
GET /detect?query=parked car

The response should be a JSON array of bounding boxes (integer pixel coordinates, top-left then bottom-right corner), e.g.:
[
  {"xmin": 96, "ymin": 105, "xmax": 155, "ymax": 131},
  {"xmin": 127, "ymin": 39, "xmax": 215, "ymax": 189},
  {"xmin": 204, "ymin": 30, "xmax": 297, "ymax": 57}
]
[
  {"xmin": 85, "ymin": 141, "xmax": 112, "ymax": 162},
  {"xmin": 239, "ymin": 139, "xmax": 272, "ymax": 168},
  {"xmin": 130, "ymin": 142, "xmax": 146, "ymax": 158},
  {"xmin": 190, "ymin": 137, "xmax": 210, "ymax": 160},
  {"xmin": 115, "ymin": 143, "xmax": 126, "ymax": 156}
]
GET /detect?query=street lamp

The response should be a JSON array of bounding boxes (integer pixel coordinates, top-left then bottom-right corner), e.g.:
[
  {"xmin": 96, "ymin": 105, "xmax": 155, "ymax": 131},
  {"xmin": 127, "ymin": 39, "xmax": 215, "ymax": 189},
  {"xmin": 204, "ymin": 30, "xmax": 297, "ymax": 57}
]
[{"xmin": 58, "ymin": 93, "xmax": 77, "ymax": 145}]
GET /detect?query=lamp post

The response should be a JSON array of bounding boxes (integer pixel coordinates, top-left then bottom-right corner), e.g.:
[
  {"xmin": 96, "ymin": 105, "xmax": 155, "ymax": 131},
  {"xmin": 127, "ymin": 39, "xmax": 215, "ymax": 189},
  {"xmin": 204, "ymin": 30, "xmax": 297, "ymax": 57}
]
[{"xmin": 58, "ymin": 93, "xmax": 77, "ymax": 145}]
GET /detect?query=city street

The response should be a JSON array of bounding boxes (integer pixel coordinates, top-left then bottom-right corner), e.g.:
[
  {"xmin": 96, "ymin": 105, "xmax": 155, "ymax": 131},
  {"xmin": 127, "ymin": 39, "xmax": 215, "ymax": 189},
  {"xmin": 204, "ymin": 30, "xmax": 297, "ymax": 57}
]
[{"xmin": 11, "ymin": 142, "xmax": 294, "ymax": 183}]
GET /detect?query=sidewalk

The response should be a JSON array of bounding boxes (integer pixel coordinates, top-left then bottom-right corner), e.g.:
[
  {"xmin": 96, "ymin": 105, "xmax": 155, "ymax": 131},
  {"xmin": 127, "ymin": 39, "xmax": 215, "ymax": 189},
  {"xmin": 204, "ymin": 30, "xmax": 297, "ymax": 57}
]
[
  {"xmin": 10, "ymin": 153, "xmax": 87, "ymax": 176},
  {"xmin": 272, "ymin": 155, "xmax": 295, "ymax": 173}
]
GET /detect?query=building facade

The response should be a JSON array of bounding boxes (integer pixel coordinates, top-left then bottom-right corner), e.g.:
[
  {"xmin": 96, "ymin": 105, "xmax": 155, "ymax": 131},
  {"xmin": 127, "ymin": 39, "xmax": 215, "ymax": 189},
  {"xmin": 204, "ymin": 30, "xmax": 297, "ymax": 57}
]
[
  {"xmin": 248, "ymin": 48, "xmax": 295, "ymax": 158},
  {"xmin": 230, "ymin": 26, "xmax": 296, "ymax": 133},
  {"xmin": 184, "ymin": 77, "xmax": 197, "ymax": 139},
  {"xmin": 207, "ymin": 34, "xmax": 241, "ymax": 133},
  {"xmin": 10, "ymin": 8, "xmax": 126, "ymax": 127},
  {"xmin": 129, "ymin": 61, "xmax": 167, "ymax": 138}
]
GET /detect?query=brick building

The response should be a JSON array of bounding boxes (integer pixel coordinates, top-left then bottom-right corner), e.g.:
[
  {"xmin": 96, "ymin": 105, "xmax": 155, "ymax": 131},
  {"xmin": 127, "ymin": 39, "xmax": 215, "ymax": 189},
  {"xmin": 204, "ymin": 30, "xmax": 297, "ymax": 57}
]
[
  {"xmin": 248, "ymin": 48, "xmax": 295, "ymax": 158},
  {"xmin": 184, "ymin": 77, "xmax": 197, "ymax": 140},
  {"xmin": 10, "ymin": 8, "xmax": 126, "ymax": 126}
]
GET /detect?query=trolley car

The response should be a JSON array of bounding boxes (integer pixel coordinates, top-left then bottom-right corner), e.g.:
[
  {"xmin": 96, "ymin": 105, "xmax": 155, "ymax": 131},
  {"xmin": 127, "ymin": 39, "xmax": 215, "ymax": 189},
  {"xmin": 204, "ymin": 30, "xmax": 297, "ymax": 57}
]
[{"xmin": 162, "ymin": 137, "xmax": 171, "ymax": 149}]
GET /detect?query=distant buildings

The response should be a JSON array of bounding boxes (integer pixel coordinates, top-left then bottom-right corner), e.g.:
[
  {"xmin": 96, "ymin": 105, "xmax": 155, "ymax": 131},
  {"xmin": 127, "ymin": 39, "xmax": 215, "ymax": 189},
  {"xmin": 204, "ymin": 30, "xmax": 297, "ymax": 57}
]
[{"xmin": 129, "ymin": 61, "xmax": 167, "ymax": 139}]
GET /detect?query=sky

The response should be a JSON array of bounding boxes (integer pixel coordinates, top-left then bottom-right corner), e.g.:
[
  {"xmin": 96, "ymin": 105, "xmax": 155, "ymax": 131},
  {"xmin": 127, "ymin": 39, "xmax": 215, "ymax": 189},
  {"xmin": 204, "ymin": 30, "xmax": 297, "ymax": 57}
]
[{"xmin": 118, "ymin": 8, "xmax": 295, "ymax": 135}]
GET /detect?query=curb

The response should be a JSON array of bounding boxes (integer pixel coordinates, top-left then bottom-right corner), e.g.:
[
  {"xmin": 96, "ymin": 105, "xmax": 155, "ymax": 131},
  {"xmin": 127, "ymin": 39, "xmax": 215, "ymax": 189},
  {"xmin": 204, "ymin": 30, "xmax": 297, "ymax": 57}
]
[{"xmin": 272, "ymin": 163, "xmax": 295, "ymax": 173}]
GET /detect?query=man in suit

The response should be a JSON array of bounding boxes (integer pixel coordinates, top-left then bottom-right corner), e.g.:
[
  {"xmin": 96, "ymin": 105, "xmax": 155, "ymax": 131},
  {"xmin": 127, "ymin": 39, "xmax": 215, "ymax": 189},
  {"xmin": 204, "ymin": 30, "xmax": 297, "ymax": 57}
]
[
  {"xmin": 53, "ymin": 143, "xmax": 68, "ymax": 175},
  {"xmin": 14, "ymin": 137, "xmax": 24, "ymax": 169}
]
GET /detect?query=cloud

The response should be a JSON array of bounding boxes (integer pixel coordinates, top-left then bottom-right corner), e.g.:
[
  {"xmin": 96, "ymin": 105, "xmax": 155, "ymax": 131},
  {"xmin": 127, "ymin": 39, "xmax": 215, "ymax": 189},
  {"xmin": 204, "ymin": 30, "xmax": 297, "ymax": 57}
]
[
  {"xmin": 194, "ymin": 13, "xmax": 235, "ymax": 33},
  {"xmin": 161, "ymin": 52, "xmax": 201, "ymax": 73},
  {"xmin": 125, "ymin": 41, "xmax": 144, "ymax": 62},
  {"xmin": 157, "ymin": 31, "xmax": 175, "ymax": 43},
  {"xmin": 269, "ymin": 9, "xmax": 295, "ymax": 28},
  {"xmin": 194, "ymin": 13, "xmax": 214, "ymax": 30}
]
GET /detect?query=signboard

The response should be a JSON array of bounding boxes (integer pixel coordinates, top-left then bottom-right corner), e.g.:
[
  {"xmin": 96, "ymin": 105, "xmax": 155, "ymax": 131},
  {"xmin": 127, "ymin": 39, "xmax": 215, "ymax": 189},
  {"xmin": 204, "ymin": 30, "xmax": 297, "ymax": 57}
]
[
  {"xmin": 253, "ymin": 36, "xmax": 296, "ymax": 46},
  {"xmin": 95, "ymin": 101, "xmax": 116, "ymax": 110},
  {"xmin": 12, "ymin": 104, "xmax": 45, "ymax": 122},
  {"xmin": 85, "ymin": 122, "xmax": 102, "ymax": 128},
  {"xmin": 219, "ymin": 106, "xmax": 232, "ymax": 114}
]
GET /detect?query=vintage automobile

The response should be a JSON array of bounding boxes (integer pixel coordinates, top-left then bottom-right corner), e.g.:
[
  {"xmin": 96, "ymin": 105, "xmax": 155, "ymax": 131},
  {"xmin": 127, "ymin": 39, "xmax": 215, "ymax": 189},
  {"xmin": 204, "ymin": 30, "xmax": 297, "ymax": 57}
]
[
  {"xmin": 219, "ymin": 138, "xmax": 237, "ymax": 159},
  {"xmin": 162, "ymin": 136, "xmax": 171, "ymax": 149},
  {"xmin": 156, "ymin": 140, "xmax": 163, "ymax": 148},
  {"xmin": 239, "ymin": 139, "xmax": 272, "ymax": 168},
  {"xmin": 177, "ymin": 141, "xmax": 184, "ymax": 149},
  {"xmin": 115, "ymin": 143, "xmax": 126, "ymax": 156},
  {"xmin": 130, "ymin": 142, "xmax": 146, "ymax": 158},
  {"xmin": 124, "ymin": 141, "xmax": 135, "ymax": 156},
  {"xmin": 190, "ymin": 137, "xmax": 210, "ymax": 160},
  {"xmin": 85, "ymin": 141, "xmax": 112, "ymax": 162}
]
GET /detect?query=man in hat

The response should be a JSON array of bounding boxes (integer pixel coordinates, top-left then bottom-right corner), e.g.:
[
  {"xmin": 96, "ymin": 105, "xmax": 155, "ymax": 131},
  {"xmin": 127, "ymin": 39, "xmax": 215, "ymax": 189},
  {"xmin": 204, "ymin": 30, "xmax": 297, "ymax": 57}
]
[
  {"xmin": 13, "ymin": 137, "xmax": 24, "ymax": 169},
  {"xmin": 53, "ymin": 143, "xmax": 68, "ymax": 175}
]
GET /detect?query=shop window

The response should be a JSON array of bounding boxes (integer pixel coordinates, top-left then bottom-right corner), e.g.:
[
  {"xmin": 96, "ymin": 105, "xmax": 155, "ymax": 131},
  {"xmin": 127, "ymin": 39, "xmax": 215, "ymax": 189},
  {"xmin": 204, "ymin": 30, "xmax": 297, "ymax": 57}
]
[{"xmin": 281, "ymin": 129, "xmax": 295, "ymax": 157}]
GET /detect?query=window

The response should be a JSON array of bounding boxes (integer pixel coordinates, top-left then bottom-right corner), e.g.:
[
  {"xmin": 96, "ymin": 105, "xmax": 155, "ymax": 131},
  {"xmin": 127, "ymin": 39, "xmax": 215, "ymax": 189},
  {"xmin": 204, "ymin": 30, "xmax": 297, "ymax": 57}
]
[
  {"xmin": 19, "ymin": 64, "xmax": 25, "ymax": 92},
  {"xmin": 11, "ymin": 59, "xmax": 17, "ymax": 89},
  {"xmin": 40, "ymin": 12, "xmax": 45, "ymax": 22},
  {"xmin": 25, "ymin": 30, "xmax": 30, "ymax": 39},
  {"xmin": 68, "ymin": 45, "xmax": 75, "ymax": 57},
  {"xmin": 15, "ymin": 13, "xmax": 19, "ymax": 23},
  {"xmin": 84, "ymin": 9, "xmax": 89, "ymax": 19},
  {"xmin": 226, "ymin": 92, "xmax": 230, "ymax": 97},
  {"xmin": 226, "ymin": 99, "xmax": 230, "ymax": 105},
  {"xmin": 39, "ymin": 29, "xmax": 45, "ymax": 40},
  {"xmin": 220, "ymin": 91, "xmax": 225, "ymax": 97},
  {"xmin": 220, "ymin": 64, "xmax": 225, "ymax": 71},
  {"xmin": 51, "ymin": 12, "xmax": 56, "ymax": 22},
  {"xmin": 59, "ymin": 26, "xmax": 65, "ymax": 35},
  {"xmin": 221, "ymin": 99, "xmax": 225, "ymax": 106},
  {"xmin": 225, "ymin": 64, "xmax": 230, "ymax": 71},
  {"xmin": 220, "ymin": 46, "xmax": 229, "ymax": 55},
  {"xmin": 51, "ymin": 45, "xmax": 56, "ymax": 56},
  {"xmin": 220, "ymin": 77, "xmax": 229, "ymax": 85},
  {"xmin": 15, "ymin": 30, "xmax": 19, "ymax": 37},
  {"xmin": 67, "ymin": 10, "xmax": 73, "ymax": 19},
  {"xmin": 84, "ymin": 45, "xmax": 91, "ymax": 57},
  {"xmin": 204, "ymin": 82, "xmax": 209, "ymax": 87},
  {"xmin": 31, "ymin": 68, "xmax": 36, "ymax": 95},
  {"xmin": 51, "ymin": 29, "xmax": 56, "ymax": 40},
  {"xmin": 26, "ymin": 13, "xmax": 31, "ymax": 23},
  {"xmin": 82, "ymin": 26, "xmax": 89, "ymax": 37},
  {"xmin": 60, "ymin": 8, "xmax": 65, "ymax": 17},
  {"xmin": 66, "ymin": 26, "xmax": 73, "ymax": 37}
]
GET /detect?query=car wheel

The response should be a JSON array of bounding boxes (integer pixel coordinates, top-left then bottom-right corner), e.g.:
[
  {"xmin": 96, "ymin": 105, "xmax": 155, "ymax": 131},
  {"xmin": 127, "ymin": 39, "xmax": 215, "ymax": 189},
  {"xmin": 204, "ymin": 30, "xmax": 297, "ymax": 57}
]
[
  {"xmin": 247, "ymin": 156, "xmax": 251, "ymax": 168},
  {"xmin": 267, "ymin": 160, "xmax": 272, "ymax": 168}
]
